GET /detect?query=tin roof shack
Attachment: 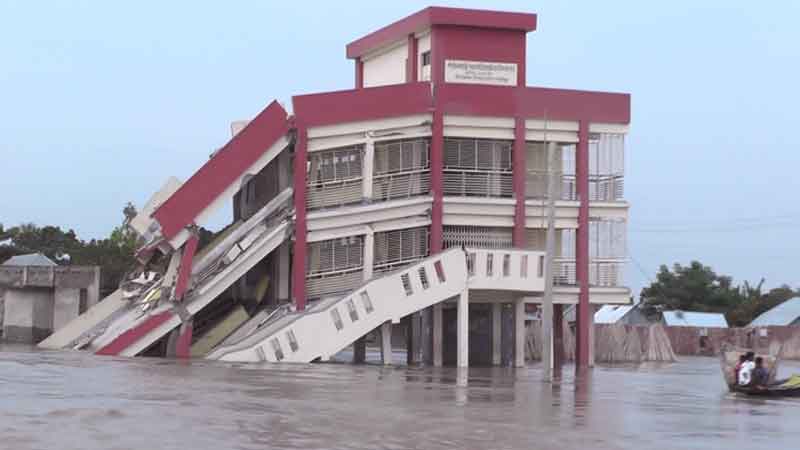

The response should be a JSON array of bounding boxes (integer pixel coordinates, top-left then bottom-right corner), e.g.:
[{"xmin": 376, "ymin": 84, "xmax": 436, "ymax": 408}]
[
  {"xmin": 595, "ymin": 303, "xmax": 650, "ymax": 325},
  {"xmin": 749, "ymin": 297, "xmax": 800, "ymax": 327},
  {"xmin": 0, "ymin": 254, "xmax": 100, "ymax": 343},
  {"xmin": 661, "ymin": 310, "xmax": 729, "ymax": 356}
]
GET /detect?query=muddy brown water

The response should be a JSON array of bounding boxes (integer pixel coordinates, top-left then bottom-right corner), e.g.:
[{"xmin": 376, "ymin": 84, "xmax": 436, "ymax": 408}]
[{"xmin": 1, "ymin": 344, "xmax": 798, "ymax": 450}]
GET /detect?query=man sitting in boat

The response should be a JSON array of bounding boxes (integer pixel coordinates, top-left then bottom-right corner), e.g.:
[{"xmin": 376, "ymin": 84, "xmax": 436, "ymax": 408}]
[
  {"xmin": 733, "ymin": 354, "xmax": 747, "ymax": 382},
  {"xmin": 737, "ymin": 352, "xmax": 756, "ymax": 386},
  {"xmin": 751, "ymin": 357, "xmax": 769, "ymax": 389}
]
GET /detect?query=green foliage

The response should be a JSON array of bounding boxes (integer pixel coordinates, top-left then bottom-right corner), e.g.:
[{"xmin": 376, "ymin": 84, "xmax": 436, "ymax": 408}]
[
  {"xmin": 640, "ymin": 261, "xmax": 799, "ymax": 326},
  {"xmin": 0, "ymin": 204, "xmax": 142, "ymax": 296}
]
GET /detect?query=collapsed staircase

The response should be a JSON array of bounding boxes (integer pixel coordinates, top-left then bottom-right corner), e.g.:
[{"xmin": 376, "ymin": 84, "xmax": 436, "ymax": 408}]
[{"xmin": 207, "ymin": 247, "xmax": 544, "ymax": 363}]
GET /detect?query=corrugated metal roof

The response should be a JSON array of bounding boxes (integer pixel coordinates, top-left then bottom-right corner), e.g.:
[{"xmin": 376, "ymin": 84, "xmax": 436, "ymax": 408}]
[
  {"xmin": 662, "ymin": 310, "xmax": 728, "ymax": 328},
  {"xmin": 594, "ymin": 305, "xmax": 636, "ymax": 324},
  {"xmin": 749, "ymin": 297, "xmax": 800, "ymax": 327},
  {"xmin": 1, "ymin": 253, "xmax": 57, "ymax": 267}
]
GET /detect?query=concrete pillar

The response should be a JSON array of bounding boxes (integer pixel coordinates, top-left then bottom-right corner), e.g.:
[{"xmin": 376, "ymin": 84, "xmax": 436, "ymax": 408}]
[
  {"xmin": 276, "ymin": 242, "xmax": 291, "ymax": 303},
  {"xmin": 575, "ymin": 119, "xmax": 591, "ymax": 369},
  {"xmin": 433, "ymin": 303, "xmax": 443, "ymax": 367},
  {"xmin": 553, "ymin": 303, "xmax": 564, "ymax": 369},
  {"xmin": 87, "ymin": 267, "xmax": 101, "ymax": 308},
  {"xmin": 514, "ymin": 298, "xmax": 526, "ymax": 368},
  {"xmin": 380, "ymin": 321, "xmax": 392, "ymax": 365},
  {"xmin": 353, "ymin": 337, "xmax": 366, "ymax": 364},
  {"xmin": 52, "ymin": 287, "xmax": 80, "ymax": 332},
  {"xmin": 589, "ymin": 304, "xmax": 596, "ymax": 367},
  {"xmin": 362, "ymin": 135, "xmax": 374, "ymax": 201},
  {"xmin": 3, "ymin": 288, "xmax": 53, "ymax": 343},
  {"xmin": 457, "ymin": 289, "xmax": 469, "ymax": 368},
  {"xmin": 492, "ymin": 302, "xmax": 502, "ymax": 366},
  {"xmin": 404, "ymin": 314, "xmax": 422, "ymax": 365}
]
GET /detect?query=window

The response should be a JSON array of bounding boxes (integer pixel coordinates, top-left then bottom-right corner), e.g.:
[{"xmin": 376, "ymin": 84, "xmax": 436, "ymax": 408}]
[
  {"xmin": 421, "ymin": 51, "xmax": 431, "ymax": 66},
  {"xmin": 486, "ymin": 254, "xmax": 494, "ymax": 277},
  {"xmin": 434, "ymin": 260, "xmax": 446, "ymax": 283},
  {"xmin": 286, "ymin": 330, "xmax": 299, "ymax": 352},
  {"xmin": 418, "ymin": 266, "xmax": 430, "ymax": 290},
  {"xmin": 346, "ymin": 299, "xmax": 359, "ymax": 322},
  {"xmin": 359, "ymin": 291, "xmax": 374, "ymax": 314},
  {"xmin": 270, "ymin": 338, "xmax": 284, "ymax": 361},
  {"xmin": 401, "ymin": 273, "xmax": 413, "ymax": 296},
  {"xmin": 520, "ymin": 255, "xmax": 528, "ymax": 278},
  {"xmin": 331, "ymin": 308, "xmax": 344, "ymax": 331}
]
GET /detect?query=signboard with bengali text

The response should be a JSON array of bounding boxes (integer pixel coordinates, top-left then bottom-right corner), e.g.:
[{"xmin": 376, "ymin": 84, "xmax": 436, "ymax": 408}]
[{"xmin": 444, "ymin": 60, "xmax": 518, "ymax": 86}]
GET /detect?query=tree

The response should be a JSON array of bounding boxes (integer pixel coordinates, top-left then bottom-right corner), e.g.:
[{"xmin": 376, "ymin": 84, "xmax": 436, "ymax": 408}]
[{"xmin": 640, "ymin": 261, "xmax": 745, "ymax": 319}]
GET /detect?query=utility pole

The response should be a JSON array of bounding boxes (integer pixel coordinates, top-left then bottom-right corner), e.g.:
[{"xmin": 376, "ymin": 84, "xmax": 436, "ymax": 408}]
[{"xmin": 541, "ymin": 116, "xmax": 557, "ymax": 381}]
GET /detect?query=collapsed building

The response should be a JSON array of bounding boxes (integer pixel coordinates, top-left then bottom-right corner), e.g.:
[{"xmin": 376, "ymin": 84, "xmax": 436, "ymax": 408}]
[{"xmin": 39, "ymin": 6, "xmax": 631, "ymax": 368}]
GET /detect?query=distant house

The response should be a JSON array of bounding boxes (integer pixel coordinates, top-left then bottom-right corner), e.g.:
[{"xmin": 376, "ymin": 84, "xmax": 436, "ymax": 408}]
[
  {"xmin": 594, "ymin": 303, "xmax": 650, "ymax": 325},
  {"xmin": 749, "ymin": 297, "xmax": 800, "ymax": 327},
  {"xmin": 662, "ymin": 310, "xmax": 728, "ymax": 328},
  {"xmin": 2, "ymin": 253, "xmax": 57, "ymax": 267}
]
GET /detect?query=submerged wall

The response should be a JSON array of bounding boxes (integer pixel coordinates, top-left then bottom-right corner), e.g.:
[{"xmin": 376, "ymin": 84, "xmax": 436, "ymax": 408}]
[{"xmin": 663, "ymin": 325, "xmax": 800, "ymax": 360}]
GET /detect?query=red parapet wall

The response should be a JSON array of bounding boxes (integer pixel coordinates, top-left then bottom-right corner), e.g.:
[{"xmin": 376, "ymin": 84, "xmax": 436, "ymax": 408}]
[
  {"xmin": 293, "ymin": 83, "xmax": 433, "ymax": 128},
  {"xmin": 152, "ymin": 101, "xmax": 290, "ymax": 241}
]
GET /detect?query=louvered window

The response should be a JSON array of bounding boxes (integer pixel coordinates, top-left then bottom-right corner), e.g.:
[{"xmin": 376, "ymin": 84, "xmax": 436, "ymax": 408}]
[
  {"xmin": 443, "ymin": 138, "xmax": 513, "ymax": 197},
  {"xmin": 373, "ymin": 226, "xmax": 429, "ymax": 274},
  {"xmin": 307, "ymin": 145, "xmax": 364, "ymax": 209},
  {"xmin": 306, "ymin": 236, "xmax": 365, "ymax": 299},
  {"xmin": 588, "ymin": 133, "xmax": 625, "ymax": 201},
  {"xmin": 372, "ymin": 138, "xmax": 431, "ymax": 201}
]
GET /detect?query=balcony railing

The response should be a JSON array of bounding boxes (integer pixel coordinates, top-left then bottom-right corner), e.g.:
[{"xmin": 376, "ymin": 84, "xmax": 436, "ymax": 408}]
[
  {"xmin": 306, "ymin": 267, "xmax": 364, "ymax": 299},
  {"xmin": 525, "ymin": 173, "xmax": 624, "ymax": 202},
  {"xmin": 443, "ymin": 170, "xmax": 513, "ymax": 198},
  {"xmin": 306, "ymin": 178, "xmax": 363, "ymax": 210},
  {"xmin": 372, "ymin": 170, "xmax": 431, "ymax": 201},
  {"xmin": 553, "ymin": 259, "xmax": 626, "ymax": 287}
]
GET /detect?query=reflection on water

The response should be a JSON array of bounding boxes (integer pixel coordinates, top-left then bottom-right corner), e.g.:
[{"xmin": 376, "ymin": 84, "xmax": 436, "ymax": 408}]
[{"xmin": 1, "ymin": 343, "xmax": 798, "ymax": 450}]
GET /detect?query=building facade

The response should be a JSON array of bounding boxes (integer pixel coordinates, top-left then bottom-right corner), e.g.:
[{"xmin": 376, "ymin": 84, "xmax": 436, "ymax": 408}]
[{"xmin": 41, "ymin": 7, "xmax": 631, "ymax": 368}]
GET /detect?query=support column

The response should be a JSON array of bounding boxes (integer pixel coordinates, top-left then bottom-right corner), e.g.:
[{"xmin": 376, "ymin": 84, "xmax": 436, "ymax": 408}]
[
  {"xmin": 457, "ymin": 289, "xmax": 469, "ymax": 368},
  {"xmin": 430, "ymin": 110, "xmax": 444, "ymax": 253},
  {"xmin": 406, "ymin": 34, "xmax": 418, "ymax": 82},
  {"xmin": 353, "ymin": 338, "xmax": 366, "ymax": 364},
  {"xmin": 492, "ymin": 302, "xmax": 502, "ymax": 366},
  {"xmin": 354, "ymin": 58, "xmax": 363, "ymax": 89},
  {"xmin": 354, "ymin": 229, "xmax": 374, "ymax": 364},
  {"xmin": 362, "ymin": 135, "xmax": 374, "ymax": 202},
  {"xmin": 512, "ymin": 117, "xmax": 527, "ymax": 247},
  {"xmin": 433, "ymin": 303, "xmax": 443, "ymax": 367},
  {"xmin": 292, "ymin": 123, "xmax": 308, "ymax": 311},
  {"xmin": 380, "ymin": 321, "xmax": 392, "ymax": 365},
  {"xmin": 514, "ymin": 299, "xmax": 526, "ymax": 368},
  {"xmin": 87, "ymin": 266, "xmax": 101, "ymax": 308},
  {"xmin": 553, "ymin": 303, "xmax": 564, "ymax": 369},
  {"xmin": 575, "ymin": 120, "xmax": 591, "ymax": 369}
]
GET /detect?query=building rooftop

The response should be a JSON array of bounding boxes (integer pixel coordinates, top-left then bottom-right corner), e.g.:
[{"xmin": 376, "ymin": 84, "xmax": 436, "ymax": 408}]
[
  {"xmin": 1, "ymin": 253, "xmax": 57, "ymax": 267},
  {"xmin": 749, "ymin": 297, "xmax": 800, "ymax": 327},
  {"xmin": 346, "ymin": 6, "xmax": 538, "ymax": 58},
  {"xmin": 595, "ymin": 304, "xmax": 637, "ymax": 324},
  {"xmin": 662, "ymin": 310, "xmax": 728, "ymax": 328}
]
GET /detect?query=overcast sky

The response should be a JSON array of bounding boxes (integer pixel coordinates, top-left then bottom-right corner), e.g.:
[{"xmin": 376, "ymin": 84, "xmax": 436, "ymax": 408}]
[{"xmin": 1, "ymin": 1, "xmax": 798, "ymax": 294}]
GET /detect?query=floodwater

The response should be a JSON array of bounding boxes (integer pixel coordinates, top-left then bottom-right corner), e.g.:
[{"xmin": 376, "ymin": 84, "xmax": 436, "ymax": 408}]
[{"xmin": 1, "ymin": 345, "xmax": 798, "ymax": 450}]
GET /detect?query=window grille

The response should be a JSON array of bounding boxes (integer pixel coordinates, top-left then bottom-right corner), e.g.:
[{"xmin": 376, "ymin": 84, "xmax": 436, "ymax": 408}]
[
  {"xmin": 373, "ymin": 226, "xmax": 429, "ymax": 273},
  {"xmin": 270, "ymin": 338, "xmax": 284, "ymax": 361},
  {"xmin": 307, "ymin": 236, "xmax": 364, "ymax": 275},
  {"xmin": 359, "ymin": 291, "xmax": 374, "ymax": 313},
  {"xmin": 307, "ymin": 145, "xmax": 364, "ymax": 209},
  {"xmin": 443, "ymin": 138, "xmax": 513, "ymax": 197},
  {"xmin": 346, "ymin": 299, "xmax": 359, "ymax": 322},
  {"xmin": 373, "ymin": 138, "xmax": 431, "ymax": 201},
  {"xmin": 588, "ymin": 133, "xmax": 625, "ymax": 201},
  {"xmin": 443, "ymin": 226, "xmax": 512, "ymax": 249},
  {"xmin": 286, "ymin": 330, "xmax": 299, "ymax": 352}
]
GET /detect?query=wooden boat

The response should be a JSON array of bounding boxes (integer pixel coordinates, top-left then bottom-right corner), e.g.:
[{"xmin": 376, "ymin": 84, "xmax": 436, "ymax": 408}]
[{"xmin": 720, "ymin": 345, "xmax": 800, "ymax": 398}]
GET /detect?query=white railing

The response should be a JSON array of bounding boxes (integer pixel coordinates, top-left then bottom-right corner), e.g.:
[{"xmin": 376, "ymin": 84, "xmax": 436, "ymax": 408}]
[
  {"xmin": 306, "ymin": 178, "xmax": 362, "ymax": 210},
  {"xmin": 589, "ymin": 175, "xmax": 624, "ymax": 202},
  {"xmin": 443, "ymin": 170, "xmax": 513, "ymax": 198},
  {"xmin": 526, "ymin": 172, "xmax": 577, "ymax": 201},
  {"xmin": 553, "ymin": 259, "xmax": 626, "ymax": 287},
  {"xmin": 372, "ymin": 170, "xmax": 431, "ymax": 201}
]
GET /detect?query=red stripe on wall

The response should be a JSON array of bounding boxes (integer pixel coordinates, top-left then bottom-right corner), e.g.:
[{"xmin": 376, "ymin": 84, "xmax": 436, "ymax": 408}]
[
  {"xmin": 152, "ymin": 101, "xmax": 290, "ymax": 241},
  {"xmin": 173, "ymin": 234, "xmax": 199, "ymax": 301},
  {"xmin": 174, "ymin": 322, "xmax": 193, "ymax": 358},
  {"xmin": 95, "ymin": 311, "xmax": 174, "ymax": 356}
]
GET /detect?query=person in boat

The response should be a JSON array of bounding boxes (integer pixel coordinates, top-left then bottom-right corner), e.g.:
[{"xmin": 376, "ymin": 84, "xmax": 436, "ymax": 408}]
[
  {"xmin": 733, "ymin": 354, "xmax": 747, "ymax": 382},
  {"xmin": 738, "ymin": 352, "xmax": 756, "ymax": 386},
  {"xmin": 751, "ymin": 357, "xmax": 769, "ymax": 389}
]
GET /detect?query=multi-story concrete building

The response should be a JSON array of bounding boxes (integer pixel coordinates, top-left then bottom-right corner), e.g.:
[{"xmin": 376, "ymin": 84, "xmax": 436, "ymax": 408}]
[{"xmin": 41, "ymin": 7, "xmax": 630, "ymax": 369}]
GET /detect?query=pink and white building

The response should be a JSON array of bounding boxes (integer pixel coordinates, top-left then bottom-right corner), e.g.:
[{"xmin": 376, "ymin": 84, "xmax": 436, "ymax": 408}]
[{"xmin": 40, "ymin": 7, "xmax": 630, "ymax": 369}]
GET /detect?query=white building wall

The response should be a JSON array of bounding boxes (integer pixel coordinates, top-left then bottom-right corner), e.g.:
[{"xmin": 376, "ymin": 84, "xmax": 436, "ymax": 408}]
[
  {"xmin": 417, "ymin": 31, "xmax": 431, "ymax": 81},
  {"xmin": 363, "ymin": 41, "xmax": 408, "ymax": 88}
]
